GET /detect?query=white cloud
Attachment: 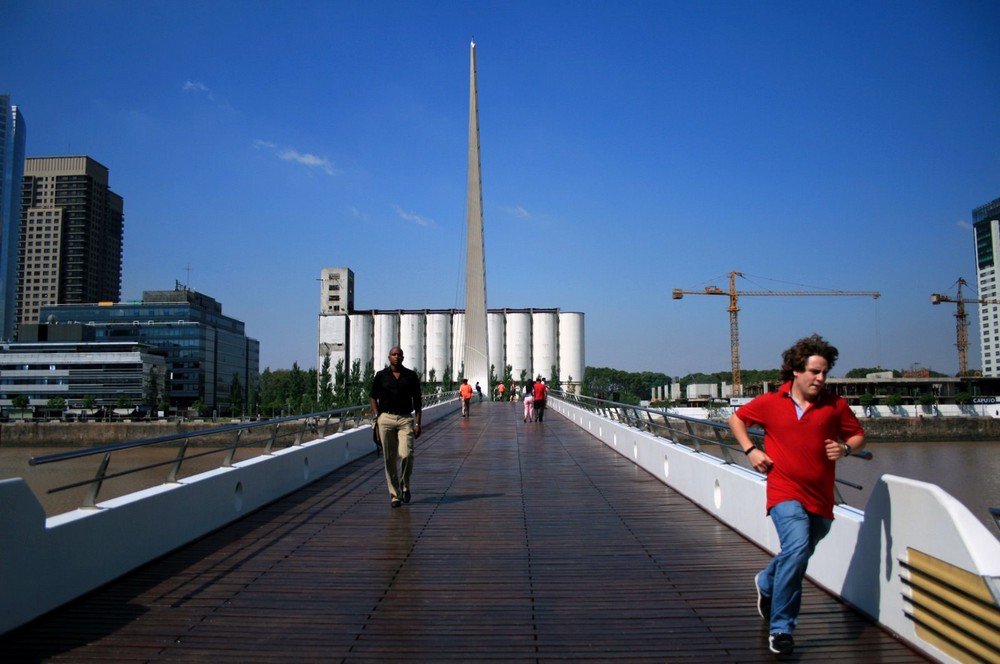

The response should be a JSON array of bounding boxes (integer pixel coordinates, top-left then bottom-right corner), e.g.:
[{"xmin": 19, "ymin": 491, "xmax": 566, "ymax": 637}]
[
  {"xmin": 184, "ymin": 81, "xmax": 212, "ymax": 94},
  {"xmin": 392, "ymin": 204, "xmax": 435, "ymax": 227},
  {"xmin": 278, "ymin": 148, "xmax": 337, "ymax": 176},
  {"xmin": 182, "ymin": 80, "xmax": 214, "ymax": 100},
  {"xmin": 957, "ymin": 219, "xmax": 973, "ymax": 232},
  {"xmin": 253, "ymin": 139, "xmax": 337, "ymax": 176}
]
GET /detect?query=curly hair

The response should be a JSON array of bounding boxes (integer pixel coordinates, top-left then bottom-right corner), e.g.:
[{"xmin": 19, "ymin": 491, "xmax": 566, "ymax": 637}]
[{"xmin": 779, "ymin": 334, "xmax": 839, "ymax": 382}]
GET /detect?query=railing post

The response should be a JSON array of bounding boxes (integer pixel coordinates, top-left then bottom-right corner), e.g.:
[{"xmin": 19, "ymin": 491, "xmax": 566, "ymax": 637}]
[
  {"xmin": 81, "ymin": 452, "xmax": 112, "ymax": 509},
  {"xmin": 223, "ymin": 429, "xmax": 243, "ymax": 467},
  {"xmin": 264, "ymin": 424, "xmax": 280, "ymax": 454},
  {"xmin": 167, "ymin": 440, "xmax": 190, "ymax": 482}
]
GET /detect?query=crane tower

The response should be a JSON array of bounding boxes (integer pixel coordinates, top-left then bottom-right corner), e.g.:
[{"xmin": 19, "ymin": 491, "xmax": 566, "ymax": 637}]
[
  {"xmin": 930, "ymin": 278, "xmax": 1000, "ymax": 376},
  {"xmin": 672, "ymin": 271, "xmax": 880, "ymax": 396}
]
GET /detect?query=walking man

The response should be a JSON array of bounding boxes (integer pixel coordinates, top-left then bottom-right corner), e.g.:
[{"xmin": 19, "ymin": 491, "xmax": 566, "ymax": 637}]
[
  {"xmin": 370, "ymin": 347, "xmax": 422, "ymax": 508},
  {"xmin": 729, "ymin": 334, "xmax": 865, "ymax": 656},
  {"xmin": 459, "ymin": 378, "xmax": 472, "ymax": 417},
  {"xmin": 533, "ymin": 378, "xmax": 548, "ymax": 421}
]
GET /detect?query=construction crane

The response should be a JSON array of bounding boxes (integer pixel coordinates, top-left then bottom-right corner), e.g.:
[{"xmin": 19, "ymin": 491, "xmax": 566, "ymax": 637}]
[
  {"xmin": 930, "ymin": 277, "xmax": 1000, "ymax": 376},
  {"xmin": 672, "ymin": 271, "xmax": 881, "ymax": 396}
]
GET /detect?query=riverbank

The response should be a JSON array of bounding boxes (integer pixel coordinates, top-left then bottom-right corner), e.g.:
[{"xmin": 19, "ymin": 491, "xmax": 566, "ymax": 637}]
[
  {"xmin": 852, "ymin": 416, "xmax": 1000, "ymax": 442},
  {"xmin": 4, "ymin": 413, "xmax": 1000, "ymax": 447},
  {"xmin": 0, "ymin": 420, "xmax": 238, "ymax": 448}
]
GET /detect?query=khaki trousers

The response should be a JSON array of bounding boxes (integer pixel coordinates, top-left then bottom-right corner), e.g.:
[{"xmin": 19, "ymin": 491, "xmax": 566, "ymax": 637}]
[{"xmin": 377, "ymin": 413, "xmax": 414, "ymax": 500}]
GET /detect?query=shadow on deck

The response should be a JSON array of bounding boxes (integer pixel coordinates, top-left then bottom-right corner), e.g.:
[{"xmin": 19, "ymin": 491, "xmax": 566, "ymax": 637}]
[{"xmin": 0, "ymin": 401, "xmax": 924, "ymax": 662}]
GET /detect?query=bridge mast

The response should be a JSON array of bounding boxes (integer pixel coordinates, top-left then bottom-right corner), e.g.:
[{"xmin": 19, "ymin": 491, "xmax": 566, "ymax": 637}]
[{"xmin": 463, "ymin": 38, "xmax": 490, "ymax": 391}]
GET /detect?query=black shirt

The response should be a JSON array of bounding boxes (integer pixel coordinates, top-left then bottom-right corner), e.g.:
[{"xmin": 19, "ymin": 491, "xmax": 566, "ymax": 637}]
[{"xmin": 370, "ymin": 366, "xmax": 422, "ymax": 416}]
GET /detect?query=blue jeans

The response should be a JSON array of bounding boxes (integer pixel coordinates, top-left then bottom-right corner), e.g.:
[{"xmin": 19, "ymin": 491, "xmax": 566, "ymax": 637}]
[{"xmin": 758, "ymin": 500, "xmax": 832, "ymax": 634}]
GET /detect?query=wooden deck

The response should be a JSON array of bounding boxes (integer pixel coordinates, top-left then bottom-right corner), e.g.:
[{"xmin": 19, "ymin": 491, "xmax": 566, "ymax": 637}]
[{"xmin": 0, "ymin": 401, "xmax": 925, "ymax": 662}]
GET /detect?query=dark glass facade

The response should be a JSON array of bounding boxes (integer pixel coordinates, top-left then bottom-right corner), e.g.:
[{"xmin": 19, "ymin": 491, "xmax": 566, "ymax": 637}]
[
  {"xmin": 39, "ymin": 288, "xmax": 259, "ymax": 413},
  {"xmin": 974, "ymin": 197, "xmax": 1000, "ymax": 270}
]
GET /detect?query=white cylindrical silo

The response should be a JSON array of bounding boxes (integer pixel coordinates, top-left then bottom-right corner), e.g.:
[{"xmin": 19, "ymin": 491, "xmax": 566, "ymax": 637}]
[
  {"xmin": 505, "ymin": 312, "xmax": 532, "ymax": 381},
  {"xmin": 373, "ymin": 313, "xmax": 400, "ymax": 370},
  {"xmin": 349, "ymin": 313, "xmax": 373, "ymax": 373},
  {"xmin": 451, "ymin": 312, "xmax": 465, "ymax": 378},
  {"xmin": 532, "ymin": 311, "xmax": 558, "ymax": 382},
  {"xmin": 318, "ymin": 314, "xmax": 349, "ymax": 377},
  {"xmin": 488, "ymin": 312, "xmax": 506, "ymax": 380},
  {"xmin": 558, "ymin": 312, "xmax": 585, "ymax": 392},
  {"xmin": 399, "ymin": 312, "xmax": 426, "ymax": 377},
  {"xmin": 426, "ymin": 312, "xmax": 452, "ymax": 384}
]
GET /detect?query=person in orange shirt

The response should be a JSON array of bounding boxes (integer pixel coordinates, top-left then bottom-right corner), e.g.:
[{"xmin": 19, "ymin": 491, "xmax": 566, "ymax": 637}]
[{"xmin": 459, "ymin": 378, "xmax": 473, "ymax": 417}]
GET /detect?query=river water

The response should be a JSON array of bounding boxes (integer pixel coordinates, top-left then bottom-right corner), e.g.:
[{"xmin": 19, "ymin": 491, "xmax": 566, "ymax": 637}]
[{"xmin": 1, "ymin": 439, "xmax": 998, "ymax": 535}]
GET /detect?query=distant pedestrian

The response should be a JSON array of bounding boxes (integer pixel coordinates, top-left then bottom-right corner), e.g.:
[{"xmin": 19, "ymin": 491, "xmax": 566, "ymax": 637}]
[
  {"xmin": 729, "ymin": 334, "xmax": 865, "ymax": 656},
  {"xmin": 533, "ymin": 378, "xmax": 548, "ymax": 422},
  {"xmin": 369, "ymin": 346, "xmax": 422, "ymax": 509},
  {"xmin": 523, "ymin": 381, "xmax": 534, "ymax": 422},
  {"xmin": 497, "ymin": 382, "xmax": 505, "ymax": 401},
  {"xmin": 459, "ymin": 379, "xmax": 472, "ymax": 417},
  {"xmin": 475, "ymin": 381, "xmax": 483, "ymax": 402}
]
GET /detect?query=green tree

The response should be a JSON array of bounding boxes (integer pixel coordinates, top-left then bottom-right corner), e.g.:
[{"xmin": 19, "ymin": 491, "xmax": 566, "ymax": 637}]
[
  {"xmin": 319, "ymin": 354, "xmax": 334, "ymax": 409},
  {"xmin": 144, "ymin": 366, "xmax": 160, "ymax": 407},
  {"xmin": 46, "ymin": 396, "xmax": 66, "ymax": 413},
  {"xmin": 583, "ymin": 367, "xmax": 670, "ymax": 404}
]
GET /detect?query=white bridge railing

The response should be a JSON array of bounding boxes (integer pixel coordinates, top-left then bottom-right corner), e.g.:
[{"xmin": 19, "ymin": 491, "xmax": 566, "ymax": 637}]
[
  {"xmin": 0, "ymin": 398, "xmax": 457, "ymax": 635},
  {"xmin": 549, "ymin": 394, "xmax": 1000, "ymax": 664}
]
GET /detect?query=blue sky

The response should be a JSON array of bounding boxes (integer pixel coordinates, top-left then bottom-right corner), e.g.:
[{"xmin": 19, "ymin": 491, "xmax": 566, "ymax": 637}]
[{"xmin": 3, "ymin": 1, "xmax": 999, "ymax": 377}]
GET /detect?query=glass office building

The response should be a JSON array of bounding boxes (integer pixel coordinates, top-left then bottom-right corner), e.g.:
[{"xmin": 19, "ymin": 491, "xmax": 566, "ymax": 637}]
[
  {"xmin": 0, "ymin": 96, "xmax": 26, "ymax": 341},
  {"xmin": 37, "ymin": 286, "xmax": 260, "ymax": 413}
]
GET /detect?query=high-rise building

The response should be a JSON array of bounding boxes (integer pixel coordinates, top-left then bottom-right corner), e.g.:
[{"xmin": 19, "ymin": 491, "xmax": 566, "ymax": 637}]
[
  {"xmin": 17, "ymin": 156, "xmax": 124, "ymax": 332},
  {"xmin": 973, "ymin": 196, "xmax": 1000, "ymax": 377},
  {"xmin": 32, "ymin": 284, "xmax": 260, "ymax": 413},
  {"xmin": 0, "ymin": 95, "xmax": 26, "ymax": 341}
]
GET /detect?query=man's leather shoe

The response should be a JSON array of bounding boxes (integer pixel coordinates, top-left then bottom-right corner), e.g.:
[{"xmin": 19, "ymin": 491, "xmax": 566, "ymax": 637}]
[
  {"xmin": 391, "ymin": 498, "xmax": 401, "ymax": 508},
  {"xmin": 402, "ymin": 489, "xmax": 411, "ymax": 504}
]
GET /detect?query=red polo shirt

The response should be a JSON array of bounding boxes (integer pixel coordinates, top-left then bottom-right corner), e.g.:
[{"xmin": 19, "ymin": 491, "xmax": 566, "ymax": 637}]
[{"xmin": 734, "ymin": 382, "xmax": 863, "ymax": 519}]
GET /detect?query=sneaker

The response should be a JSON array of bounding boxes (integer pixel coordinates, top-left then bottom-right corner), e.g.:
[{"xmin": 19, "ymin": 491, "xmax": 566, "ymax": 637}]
[
  {"xmin": 769, "ymin": 632, "xmax": 794, "ymax": 656},
  {"xmin": 755, "ymin": 573, "xmax": 771, "ymax": 620}
]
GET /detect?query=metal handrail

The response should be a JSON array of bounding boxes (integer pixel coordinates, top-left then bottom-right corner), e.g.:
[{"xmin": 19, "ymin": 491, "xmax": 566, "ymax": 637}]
[
  {"xmin": 30, "ymin": 390, "xmax": 458, "ymax": 509},
  {"xmin": 552, "ymin": 390, "xmax": 871, "ymax": 502}
]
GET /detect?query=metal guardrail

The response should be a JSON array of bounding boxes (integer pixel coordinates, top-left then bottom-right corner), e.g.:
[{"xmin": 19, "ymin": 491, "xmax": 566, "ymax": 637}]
[
  {"xmin": 553, "ymin": 390, "xmax": 871, "ymax": 504},
  {"xmin": 30, "ymin": 390, "xmax": 458, "ymax": 510}
]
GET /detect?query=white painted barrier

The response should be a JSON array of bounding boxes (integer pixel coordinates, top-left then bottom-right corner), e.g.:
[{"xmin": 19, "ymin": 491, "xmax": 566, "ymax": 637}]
[
  {"xmin": 549, "ymin": 397, "xmax": 1000, "ymax": 664},
  {"xmin": 0, "ymin": 400, "xmax": 456, "ymax": 635}
]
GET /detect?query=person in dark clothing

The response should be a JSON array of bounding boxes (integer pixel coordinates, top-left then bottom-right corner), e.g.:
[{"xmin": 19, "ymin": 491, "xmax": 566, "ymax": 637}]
[{"xmin": 369, "ymin": 346, "xmax": 422, "ymax": 508}]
